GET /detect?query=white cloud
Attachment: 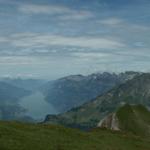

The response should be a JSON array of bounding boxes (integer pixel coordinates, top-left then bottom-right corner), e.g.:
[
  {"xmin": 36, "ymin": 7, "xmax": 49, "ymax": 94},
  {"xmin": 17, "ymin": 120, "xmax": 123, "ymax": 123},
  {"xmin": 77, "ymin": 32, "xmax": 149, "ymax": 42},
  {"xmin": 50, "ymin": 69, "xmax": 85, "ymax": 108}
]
[
  {"xmin": 0, "ymin": 37, "xmax": 9, "ymax": 42},
  {"xmin": 98, "ymin": 17, "xmax": 149, "ymax": 32},
  {"xmin": 99, "ymin": 18, "xmax": 123, "ymax": 26},
  {"xmin": 3, "ymin": 33, "xmax": 125, "ymax": 50},
  {"xmin": 72, "ymin": 52, "xmax": 110, "ymax": 61},
  {"xmin": 19, "ymin": 4, "xmax": 93, "ymax": 20},
  {"xmin": 129, "ymin": 24, "xmax": 149, "ymax": 31},
  {"xmin": 0, "ymin": 56, "xmax": 50, "ymax": 65},
  {"xmin": 19, "ymin": 4, "xmax": 72, "ymax": 15},
  {"xmin": 58, "ymin": 11, "xmax": 93, "ymax": 20}
]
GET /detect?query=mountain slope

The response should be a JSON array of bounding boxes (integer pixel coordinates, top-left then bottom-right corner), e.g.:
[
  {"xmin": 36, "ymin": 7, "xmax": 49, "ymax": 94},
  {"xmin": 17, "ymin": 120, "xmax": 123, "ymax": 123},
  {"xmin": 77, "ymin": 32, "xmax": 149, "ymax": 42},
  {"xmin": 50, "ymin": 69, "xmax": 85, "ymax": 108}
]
[
  {"xmin": 0, "ymin": 121, "xmax": 149, "ymax": 150},
  {"xmin": 43, "ymin": 71, "xmax": 139, "ymax": 112},
  {"xmin": 98, "ymin": 104, "xmax": 150, "ymax": 137},
  {"xmin": 0, "ymin": 81, "xmax": 31, "ymax": 103},
  {"xmin": 0, "ymin": 81, "xmax": 31, "ymax": 120},
  {"xmin": 44, "ymin": 73, "xmax": 150, "ymax": 129},
  {"xmin": 1, "ymin": 78, "xmax": 46, "ymax": 91}
]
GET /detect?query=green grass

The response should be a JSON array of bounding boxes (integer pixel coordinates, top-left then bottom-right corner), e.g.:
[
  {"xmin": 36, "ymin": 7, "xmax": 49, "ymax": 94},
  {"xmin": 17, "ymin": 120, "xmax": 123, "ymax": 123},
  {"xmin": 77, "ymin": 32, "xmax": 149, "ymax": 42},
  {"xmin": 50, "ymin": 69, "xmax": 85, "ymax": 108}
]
[
  {"xmin": 0, "ymin": 121, "xmax": 149, "ymax": 150},
  {"xmin": 116, "ymin": 104, "xmax": 150, "ymax": 137}
]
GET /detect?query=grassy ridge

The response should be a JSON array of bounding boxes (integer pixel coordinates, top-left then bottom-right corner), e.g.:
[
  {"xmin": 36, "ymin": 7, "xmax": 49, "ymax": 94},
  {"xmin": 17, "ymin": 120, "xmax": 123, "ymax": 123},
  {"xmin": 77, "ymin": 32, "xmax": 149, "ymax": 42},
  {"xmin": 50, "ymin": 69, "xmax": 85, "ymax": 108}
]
[
  {"xmin": 0, "ymin": 121, "xmax": 149, "ymax": 150},
  {"xmin": 116, "ymin": 104, "xmax": 150, "ymax": 137}
]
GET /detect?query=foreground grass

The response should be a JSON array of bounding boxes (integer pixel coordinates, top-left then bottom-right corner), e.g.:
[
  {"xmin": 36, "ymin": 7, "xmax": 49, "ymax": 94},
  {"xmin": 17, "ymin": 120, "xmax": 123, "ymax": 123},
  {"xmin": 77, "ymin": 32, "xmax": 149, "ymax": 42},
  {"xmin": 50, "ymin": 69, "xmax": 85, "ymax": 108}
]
[{"xmin": 0, "ymin": 121, "xmax": 149, "ymax": 150}]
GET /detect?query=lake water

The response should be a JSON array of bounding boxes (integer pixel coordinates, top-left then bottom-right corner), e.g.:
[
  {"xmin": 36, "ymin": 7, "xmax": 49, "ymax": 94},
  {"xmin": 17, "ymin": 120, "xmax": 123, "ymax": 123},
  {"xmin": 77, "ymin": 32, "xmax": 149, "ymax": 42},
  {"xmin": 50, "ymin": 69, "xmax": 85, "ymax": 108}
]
[{"xmin": 19, "ymin": 91, "xmax": 58, "ymax": 120}]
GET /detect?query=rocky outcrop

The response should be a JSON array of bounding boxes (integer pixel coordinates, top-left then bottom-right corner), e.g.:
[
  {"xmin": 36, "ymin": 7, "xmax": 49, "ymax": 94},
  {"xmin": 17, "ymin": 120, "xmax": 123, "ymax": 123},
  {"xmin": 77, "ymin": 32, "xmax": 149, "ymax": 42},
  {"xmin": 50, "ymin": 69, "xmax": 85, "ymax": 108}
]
[{"xmin": 97, "ymin": 113, "xmax": 120, "ymax": 131}]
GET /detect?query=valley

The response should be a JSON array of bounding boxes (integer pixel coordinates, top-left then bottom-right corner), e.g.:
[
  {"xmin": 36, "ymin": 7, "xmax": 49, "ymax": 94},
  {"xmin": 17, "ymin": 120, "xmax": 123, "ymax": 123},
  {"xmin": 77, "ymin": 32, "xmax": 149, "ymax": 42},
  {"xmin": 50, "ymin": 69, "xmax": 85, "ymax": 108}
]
[
  {"xmin": 0, "ymin": 72, "xmax": 150, "ymax": 150},
  {"xmin": 0, "ymin": 0, "xmax": 150, "ymax": 149}
]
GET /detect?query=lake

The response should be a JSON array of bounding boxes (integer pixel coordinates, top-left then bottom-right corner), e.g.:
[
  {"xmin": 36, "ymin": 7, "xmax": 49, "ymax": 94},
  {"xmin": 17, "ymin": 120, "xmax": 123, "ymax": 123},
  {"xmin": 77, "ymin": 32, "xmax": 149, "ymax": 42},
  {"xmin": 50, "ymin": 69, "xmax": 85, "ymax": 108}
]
[{"xmin": 19, "ymin": 91, "xmax": 58, "ymax": 121}]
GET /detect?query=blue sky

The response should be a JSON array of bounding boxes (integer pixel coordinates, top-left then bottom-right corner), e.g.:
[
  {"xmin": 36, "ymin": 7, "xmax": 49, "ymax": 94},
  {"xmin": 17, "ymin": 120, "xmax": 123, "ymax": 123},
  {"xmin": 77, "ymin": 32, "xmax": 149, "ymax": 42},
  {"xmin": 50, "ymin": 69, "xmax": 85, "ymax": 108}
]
[{"xmin": 0, "ymin": 0, "xmax": 150, "ymax": 79}]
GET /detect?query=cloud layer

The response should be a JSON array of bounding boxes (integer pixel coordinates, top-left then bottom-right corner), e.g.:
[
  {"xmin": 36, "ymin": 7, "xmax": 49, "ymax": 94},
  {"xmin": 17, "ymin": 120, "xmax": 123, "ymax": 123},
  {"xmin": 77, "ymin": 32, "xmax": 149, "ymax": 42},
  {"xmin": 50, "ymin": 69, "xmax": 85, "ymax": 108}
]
[
  {"xmin": 0, "ymin": 33, "xmax": 124, "ymax": 51},
  {"xmin": 0, "ymin": 0, "xmax": 149, "ymax": 78}
]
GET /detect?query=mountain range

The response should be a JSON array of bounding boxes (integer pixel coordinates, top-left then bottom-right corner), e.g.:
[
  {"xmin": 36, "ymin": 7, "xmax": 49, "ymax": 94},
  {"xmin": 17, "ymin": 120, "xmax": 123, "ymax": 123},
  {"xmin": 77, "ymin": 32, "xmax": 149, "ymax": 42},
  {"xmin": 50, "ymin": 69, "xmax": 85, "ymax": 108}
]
[
  {"xmin": 43, "ymin": 71, "xmax": 139, "ymax": 112},
  {"xmin": 0, "ymin": 71, "xmax": 144, "ymax": 122},
  {"xmin": 44, "ymin": 73, "xmax": 150, "ymax": 129},
  {"xmin": 1, "ymin": 78, "xmax": 46, "ymax": 91},
  {"xmin": 0, "ymin": 72, "xmax": 149, "ymax": 149}
]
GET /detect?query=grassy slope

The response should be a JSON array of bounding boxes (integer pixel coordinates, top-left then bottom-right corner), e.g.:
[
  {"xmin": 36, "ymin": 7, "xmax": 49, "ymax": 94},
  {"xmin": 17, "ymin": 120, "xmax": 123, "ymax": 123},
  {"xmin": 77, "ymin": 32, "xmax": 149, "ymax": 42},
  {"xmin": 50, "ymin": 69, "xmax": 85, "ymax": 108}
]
[
  {"xmin": 0, "ymin": 121, "xmax": 149, "ymax": 150},
  {"xmin": 116, "ymin": 104, "xmax": 150, "ymax": 137}
]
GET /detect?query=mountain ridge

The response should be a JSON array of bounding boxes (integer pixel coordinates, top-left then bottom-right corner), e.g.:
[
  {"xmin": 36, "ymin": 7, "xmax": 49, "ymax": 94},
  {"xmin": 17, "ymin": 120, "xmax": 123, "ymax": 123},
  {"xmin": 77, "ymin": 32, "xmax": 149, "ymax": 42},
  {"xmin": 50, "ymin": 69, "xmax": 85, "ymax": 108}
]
[
  {"xmin": 43, "ymin": 71, "xmax": 140, "ymax": 112},
  {"xmin": 44, "ymin": 73, "xmax": 150, "ymax": 129},
  {"xmin": 98, "ymin": 104, "xmax": 150, "ymax": 137},
  {"xmin": 0, "ymin": 81, "xmax": 31, "ymax": 120}
]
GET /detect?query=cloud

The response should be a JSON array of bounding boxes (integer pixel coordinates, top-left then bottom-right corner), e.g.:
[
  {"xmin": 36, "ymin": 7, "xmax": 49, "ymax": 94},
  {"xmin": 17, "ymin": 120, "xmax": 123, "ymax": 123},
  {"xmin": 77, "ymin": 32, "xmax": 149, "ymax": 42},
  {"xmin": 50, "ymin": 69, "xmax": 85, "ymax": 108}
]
[
  {"xmin": 98, "ymin": 17, "xmax": 149, "ymax": 32},
  {"xmin": 0, "ymin": 37, "xmax": 9, "ymax": 42},
  {"xmin": 19, "ymin": 4, "xmax": 72, "ymax": 15},
  {"xmin": 58, "ymin": 11, "xmax": 93, "ymax": 21},
  {"xmin": 18, "ymin": 4, "xmax": 93, "ymax": 20},
  {"xmin": 134, "ymin": 42, "xmax": 145, "ymax": 47},
  {"xmin": 0, "ymin": 56, "xmax": 50, "ymax": 65},
  {"xmin": 2, "ymin": 33, "xmax": 125, "ymax": 50},
  {"xmin": 71, "ymin": 52, "xmax": 110, "ymax": 62},
  {"xmin": 0, "ymin": 56, "xmax": 33, "ymax": 65},
  {"xmin": 129, "ymin": 24, "xmax": 149, "ymax": 31},
  {"xmin": 99, "ymin": 18, "xmax": 123, "ymax": 26}
]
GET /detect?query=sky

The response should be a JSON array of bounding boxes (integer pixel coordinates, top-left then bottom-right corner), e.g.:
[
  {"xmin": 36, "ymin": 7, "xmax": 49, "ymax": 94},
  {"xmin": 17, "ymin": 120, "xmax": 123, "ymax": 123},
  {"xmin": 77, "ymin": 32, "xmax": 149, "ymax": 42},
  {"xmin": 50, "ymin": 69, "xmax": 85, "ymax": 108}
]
[{"xmin": 0, "ymin": 0, "xmax": 150, "ymax": 79}]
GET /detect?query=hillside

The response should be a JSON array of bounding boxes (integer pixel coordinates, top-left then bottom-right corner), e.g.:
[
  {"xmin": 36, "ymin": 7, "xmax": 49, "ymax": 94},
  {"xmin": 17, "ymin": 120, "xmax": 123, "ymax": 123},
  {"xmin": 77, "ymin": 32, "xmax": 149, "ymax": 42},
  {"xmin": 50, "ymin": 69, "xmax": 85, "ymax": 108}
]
[
  {"xmin": 0, "ymin": 81, "xmax": 31, "ymax": 120},
  {"xmin": 0, "ymin": 121, "xmax": 149, "ymax": 150},
  {"xmin": 0, "ymin": 81, "xmax": 31, "ymax": 103},
  {"xmin": 44, "ymin": 73, "xmax": 150, "ymax": 129},
  {"xmin": 43, "ymin": 71, "xmax": 139, "ymax": 112},
  {"xmin": 1, "ymin": 78, "xmax": 46, "ymax": 91},
  {"xmin": 98, "ymin": 104, "xmax": 150, "ymax": 137}
]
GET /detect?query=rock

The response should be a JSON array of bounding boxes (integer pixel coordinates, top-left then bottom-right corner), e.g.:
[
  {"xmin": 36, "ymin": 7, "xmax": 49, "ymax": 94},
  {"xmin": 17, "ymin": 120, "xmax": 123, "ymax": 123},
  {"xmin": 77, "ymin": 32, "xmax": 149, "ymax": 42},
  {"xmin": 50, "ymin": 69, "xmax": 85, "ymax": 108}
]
[{"xmin": 97, "ymin": 113, "xmax": 120, "ymax": 131}]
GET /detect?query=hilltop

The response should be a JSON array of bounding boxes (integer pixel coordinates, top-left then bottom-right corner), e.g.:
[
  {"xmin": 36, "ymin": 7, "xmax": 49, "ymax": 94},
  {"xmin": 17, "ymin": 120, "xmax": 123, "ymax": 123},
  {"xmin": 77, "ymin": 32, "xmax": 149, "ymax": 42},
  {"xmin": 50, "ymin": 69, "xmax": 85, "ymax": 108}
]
[{"xmin": 98, "ymin": 104, "xmax": 150, "ymax": 137}]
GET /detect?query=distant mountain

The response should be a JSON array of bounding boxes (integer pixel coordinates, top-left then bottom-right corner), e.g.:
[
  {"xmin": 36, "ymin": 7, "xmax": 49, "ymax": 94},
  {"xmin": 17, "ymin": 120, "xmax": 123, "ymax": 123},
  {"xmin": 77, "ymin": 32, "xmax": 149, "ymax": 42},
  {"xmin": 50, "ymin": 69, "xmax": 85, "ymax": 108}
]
[
  {"xmin": 43, "ymin": 71, "xmax": 140, "ymax": 112},
  {"xmin": 0, "ymin": 81, "xmax": 31, "ymax": 103},
  {"xmin": 0, "ymin": 78, "xmax": 51, "ymax": 121},
  {"xmin": 1, "ymin": 78, "xmax": 46, "ymax": 91},
  {"xmin": 44, "ymin": 73, "xmax": 150, "ymax": 129},
  {"xmin": 0, "ymin": 81, "xmax": 31, "ymax": 120},
  {"xmin": 98, "ymin": 104, "xmax": 150, "ymax": 137}
]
